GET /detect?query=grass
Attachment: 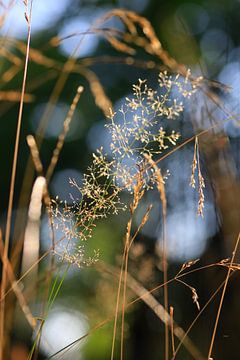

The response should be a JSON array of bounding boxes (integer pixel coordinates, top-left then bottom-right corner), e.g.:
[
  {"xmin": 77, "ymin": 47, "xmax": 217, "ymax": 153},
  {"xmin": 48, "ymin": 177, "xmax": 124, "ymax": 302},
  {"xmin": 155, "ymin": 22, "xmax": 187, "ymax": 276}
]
[{"xmin": 0, "ymin": 2, "xmax": 240, "ymax": 360}]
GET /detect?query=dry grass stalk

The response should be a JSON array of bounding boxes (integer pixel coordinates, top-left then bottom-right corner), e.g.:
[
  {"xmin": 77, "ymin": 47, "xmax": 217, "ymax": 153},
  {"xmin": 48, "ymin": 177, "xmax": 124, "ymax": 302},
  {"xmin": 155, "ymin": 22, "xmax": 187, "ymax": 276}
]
[
  {"xmin": 46, "ymin": 86, "xmax": 84, "ymax": 182},
  {"xmin": 102, "ymin": 262, "xmax": 205, "ymax": 360},
  {"xmin": 15, "ymin": 42, "xmax": 113, "ymax": 117},
  {"xmin": 0, "ymin": 47, "xmax": 22, "ymax": 66},
  {"xmin": 48, "ymin": 261, "xmax": 206, "ymax": 360},
  {"xmin": 0, "ymin": 278, "xmax": 36, "ymax": 338},
  {"xmin": 77, "ymin": 67, "xmax": 112, "ymax": 117},
  {"xmin": 106, "ymin": 34, "xmax": 136, "ymax": 55},
  {"xmin": 29, "ymin": 47, "xmax": 58, "ymax": 68},
  {"xmin": 120, "ymin": 171, "xmax": 145, "ymax": 360},
  {"xmin": 49, "ymin": 258, "xmax": 230, "ymax": 359},
  {"xmin": 128, "ymin": 204, "xmax": 152, "ymax": 250},
  {"xmin": 208, "ymin": 232, "xmax": 240, "ymax": 360},
  {"xmin": 144, "ymin": 153, "xmax": 168, "ymax": 360},
  {"xmin": 0, "ymin": 230, "xmax": 36, "ymax": 360},
  {"xmin": 11, "ymin": 41, "xmax": 60, "ymax": 70},
  {"xmin": 111, "ymin": 170, "xmax": 145, "ymax": 360},
  {"xmin": 1, "ymin": 3, "xmax": 34, "ymax": 358},
  {"xmin": 80, "ymin": 55, "xmax": 165, "ymax": 71},
  {"xmin": 172, "ymin": 271, "xmax": 236, "ymax": 360},
  {"xmin": 170, "ymin": 306, "xmax": 175, "ymax": 358},
  {"xmin": 110, "ymin": 250, "xmax": 125, "ymax": 360},
  {"xmin": 13, "ymin": 43, "xmax": 113, "ymax": 119},
  {"xmin": 1, "ymin": 64, "xmax": 21, "ymax": 83},
  {"xmin": 3, "ymin": 0, "xmax": 34, "ymax": 264},
  {"xmin": 125, "ymin": 273, "xmax": 205, "ymax": 360},
  {"xmin": 112, "ymin": 260, "xmax": 234, "ymax": 360},
  {"xmin": 0, "ymin": 90, "xmax": 34, "ymax": 102},
  {"xmin": 2, "ymin": 237, "xmax": 66, "ymax": 303},
  {"xmin": 26, "ymin": 135, "xmax": 44, "ymax": 175},
  {"xmin": 26, "ymin": 134, "xmax": 52, "ymax": 207},
  {"xmin": 110, "ymin": 203, "xmax": 152, "ymax": 360}
]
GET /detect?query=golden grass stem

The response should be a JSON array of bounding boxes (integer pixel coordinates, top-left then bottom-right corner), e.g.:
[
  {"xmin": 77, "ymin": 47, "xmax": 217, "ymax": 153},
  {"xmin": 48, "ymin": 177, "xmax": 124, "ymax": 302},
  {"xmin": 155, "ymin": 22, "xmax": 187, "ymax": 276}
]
[
  {"xmin": 125, "ymin": 272, "xmax": 204, "ymax": 360},
  {"xmin": 170, "ymin": 306, "xmax": 175, "ymax": 358},
  {"xmin": 52, "ymin": 259, "xmax": 229, "ymax": 359},
  {"xmin": 110, "ymin": 242, "xmax": 127, "ymax": 360},
  {"xmin": 119, "ymin": 205, "xmax": 152, "ymax": 360},
  {"xmin": 46, "ymin": 86, "xmax": 84, "ymax": 182},
  {"xmin": 0, "ymin": 3, "xmax": 33, "ymax": 358},
  {"xmin": 0, "ymin": 90, "xmax": 34, "ymax": 102},
  {"xmin": 26, "ymin": 135, "xmax": 44, "ymax": 175},
  {"xmin": 120, "ymin": 220, "xmax": 132, "ymax": 360},
  {"xmin": 207, "ymin": 232, "xmax": 240, "ymax": 360},
  {"xmin": 76, "ymin": 68, "xmax": 112, "ymax": 117},
  {"xmin": 99, "ymin": 262, "xmax": 205, "ymax": 360},
  {"xmin": 0, "ymin": 230, "xmax": 36, "ymax": 330},
  {"xmin": 4, "ymin": 0, "xmax": 33, "ymax": 256},
  {"xmin": 144, "ymin": 153, "xmax": 168, "ymax": 359},
  {"xmin": 171, "ymin": 272, "xmax": 235, "ymax": 360},
  {"xmin": 111, "ymin": 171, "xmax": 145, "ymax": 360}
]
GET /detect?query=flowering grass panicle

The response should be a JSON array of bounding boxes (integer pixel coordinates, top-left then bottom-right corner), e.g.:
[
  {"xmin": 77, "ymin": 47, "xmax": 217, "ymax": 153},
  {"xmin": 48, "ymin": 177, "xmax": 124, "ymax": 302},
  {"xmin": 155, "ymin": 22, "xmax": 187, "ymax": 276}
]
[{"xmin": 51, "ymin": 70, "xmax": 199, "ymax": 266}]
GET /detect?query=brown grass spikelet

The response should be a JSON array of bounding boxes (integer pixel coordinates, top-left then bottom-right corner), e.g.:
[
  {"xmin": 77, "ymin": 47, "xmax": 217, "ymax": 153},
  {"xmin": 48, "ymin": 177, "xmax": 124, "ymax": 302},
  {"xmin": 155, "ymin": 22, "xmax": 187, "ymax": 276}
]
[
  {"xmin": 140, "ymin": 204, "xmax": 153, "ymax": 229},
  {"xmin": 190, "ymin": 137, "xmax": 205, "ymax": 217},
  {"xmin": 170, "ymin": 306, "xmax": 176, "ymax": 357},
  {"xmin": 130, "ymin": 169, "xmax": 145, "ymax": 214},
  {"xmin": 197, "ymin": 171, "xmax": 205, "ymax": 217},
  {"xmin": 177, "ymin": 279, "xmax": 200, "ymax": 311},
  {"xmin": 179, "ymin": 258, "xmax": 200, "ymax": 274},
  {"xmin": 190, "ymin": 137, "xmax": 198, "ymax": 189},
  {"xmin": 143, "ymin": 153, "xmax": 166, "ymax": 216},
  {"xmin": 26, "ymin": 135, "xmax": 43, "ymax": 175}
]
